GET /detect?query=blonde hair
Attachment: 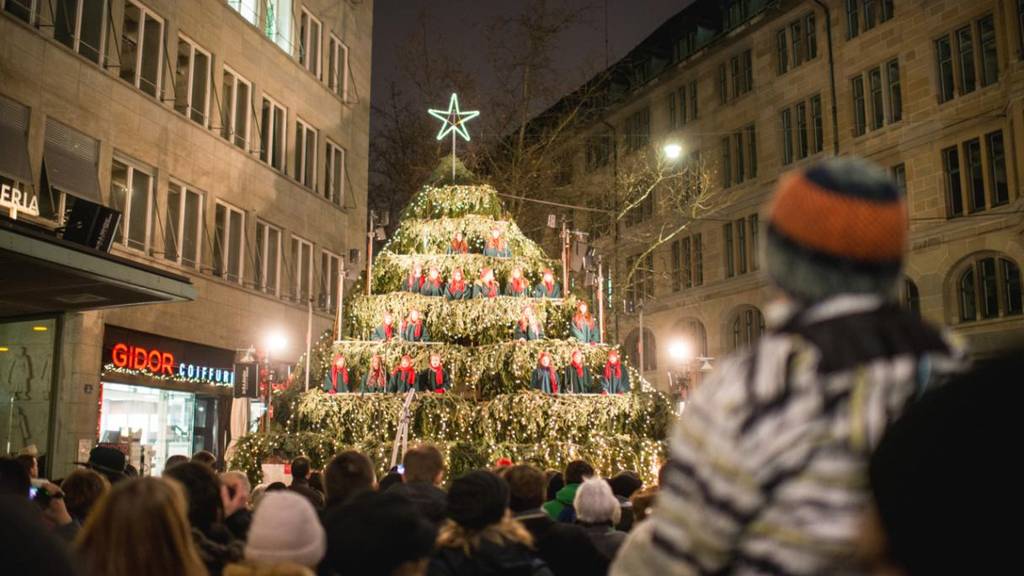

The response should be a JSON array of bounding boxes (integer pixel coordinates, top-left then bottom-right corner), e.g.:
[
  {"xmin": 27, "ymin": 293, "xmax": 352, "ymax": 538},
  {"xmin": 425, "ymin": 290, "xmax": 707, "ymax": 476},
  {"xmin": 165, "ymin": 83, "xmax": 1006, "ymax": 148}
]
[
  {"xmin": 436, "ymin": 514, "xmax": 534, "ymax": 556},
  {"xmin": 76, "ymin": 477, "xmax": 208, "ymax": 576}
]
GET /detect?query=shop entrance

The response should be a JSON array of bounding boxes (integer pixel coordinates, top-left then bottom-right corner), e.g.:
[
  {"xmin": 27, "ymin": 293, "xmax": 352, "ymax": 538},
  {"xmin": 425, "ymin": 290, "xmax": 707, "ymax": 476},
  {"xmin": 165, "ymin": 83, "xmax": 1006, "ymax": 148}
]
[{"xmin": 98, "ymin": 383, "xmax": 195, "ymax": 476}]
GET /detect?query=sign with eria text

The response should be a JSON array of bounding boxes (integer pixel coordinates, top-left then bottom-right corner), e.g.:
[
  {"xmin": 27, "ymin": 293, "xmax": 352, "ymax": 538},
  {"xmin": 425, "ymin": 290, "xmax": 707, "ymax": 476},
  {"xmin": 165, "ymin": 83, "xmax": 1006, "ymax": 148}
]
[
  {"xmin": 1, "ymin": 183, "xmax": 39, "ymax": 219},
  {"xmin": 103, "ymin": 325, "xmax": 236, "ymax": 387}
]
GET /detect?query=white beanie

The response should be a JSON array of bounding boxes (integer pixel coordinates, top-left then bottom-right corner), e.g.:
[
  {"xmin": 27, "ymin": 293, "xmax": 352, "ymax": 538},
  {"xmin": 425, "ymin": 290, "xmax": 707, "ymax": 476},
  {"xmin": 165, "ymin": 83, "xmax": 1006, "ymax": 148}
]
[{"xmin": 245, "ymin": 491, "xmax": 326, "ymax": 568}]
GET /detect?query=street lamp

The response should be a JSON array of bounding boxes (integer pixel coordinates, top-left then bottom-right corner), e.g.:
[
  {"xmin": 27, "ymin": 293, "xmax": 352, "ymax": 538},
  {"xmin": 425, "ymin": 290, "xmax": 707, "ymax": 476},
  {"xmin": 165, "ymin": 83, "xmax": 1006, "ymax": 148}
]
[
  {"xmin": 663, "ymin": 142, "xmax": 683, "ymax": 161},
  {"xmin": 262, "ymin": 331, "xmax": 287, "ymax": 432}
]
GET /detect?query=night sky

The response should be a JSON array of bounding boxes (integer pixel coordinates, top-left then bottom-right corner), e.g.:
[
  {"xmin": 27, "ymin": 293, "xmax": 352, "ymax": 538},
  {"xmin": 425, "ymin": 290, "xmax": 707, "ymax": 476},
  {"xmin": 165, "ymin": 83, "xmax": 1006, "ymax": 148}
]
[{"xmin": 370, "ymin": 0, "xmax": 689, "ymax": 137}]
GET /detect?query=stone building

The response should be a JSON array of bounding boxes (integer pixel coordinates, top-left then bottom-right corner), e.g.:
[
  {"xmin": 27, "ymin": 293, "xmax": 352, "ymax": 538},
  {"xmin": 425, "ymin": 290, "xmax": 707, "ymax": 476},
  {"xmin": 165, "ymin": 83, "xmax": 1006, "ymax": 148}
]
[
  {"xmin": 0, "ymin": 0, "xmax": 372, "ymax": 476},
  {"xmin": 527, "ymin": 0, "xmax": 1023, "ymax": 392}
]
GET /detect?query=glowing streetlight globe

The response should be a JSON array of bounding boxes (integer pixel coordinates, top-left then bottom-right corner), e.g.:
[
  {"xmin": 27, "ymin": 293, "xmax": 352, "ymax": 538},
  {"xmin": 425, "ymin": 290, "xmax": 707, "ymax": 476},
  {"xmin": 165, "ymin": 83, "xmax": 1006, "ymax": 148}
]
[
  {"xmin": 669, "ymin": 340, "xmax": 692, "ymax": 362},
  {"xmin": 663, "ymin": 142, "xmax": 683, "ymax": 160}
]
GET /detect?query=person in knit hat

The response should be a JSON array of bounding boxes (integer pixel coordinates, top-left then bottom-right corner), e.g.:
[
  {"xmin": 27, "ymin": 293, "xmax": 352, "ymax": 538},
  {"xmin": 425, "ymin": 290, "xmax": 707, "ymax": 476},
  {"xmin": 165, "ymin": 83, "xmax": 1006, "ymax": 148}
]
[
  {"xmin": 612, "ymin": 157, "xmax": 967, "ymax": 576},
  {"xmin": 237, "ymin": 491, "xmax": 325, "ymax": 570},
  {"xmin": 431, "ymin": 470, "xmax": 553, "ymax": 575}
]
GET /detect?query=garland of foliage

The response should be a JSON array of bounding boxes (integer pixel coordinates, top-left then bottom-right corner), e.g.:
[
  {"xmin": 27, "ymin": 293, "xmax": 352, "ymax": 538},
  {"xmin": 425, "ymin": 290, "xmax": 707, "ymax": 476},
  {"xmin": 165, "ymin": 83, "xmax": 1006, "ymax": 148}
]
[
  {"xmin": 385, "ymin": 215, "xmax": 549, "ymax": 260},
  {"xmin": 400, "ymin": 184, "xmax": 505, "ymax": 220},
  {"xmin": 348, "ymin": 292, "xmax": 577, "ymax": 345},
  {"xmin": 231, "ymin": 391, "xmax": 671, "ymax": 486},
  {"xmin": 370, "ymin": 251, "xmax": 559, "ymax": 295}
]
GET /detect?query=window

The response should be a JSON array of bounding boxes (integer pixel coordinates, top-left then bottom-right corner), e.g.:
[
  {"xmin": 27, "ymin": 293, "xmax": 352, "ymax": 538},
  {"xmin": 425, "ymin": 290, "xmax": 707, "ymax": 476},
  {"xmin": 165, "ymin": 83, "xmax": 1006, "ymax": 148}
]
[
  {"xmin": 776, "ymin": 29, "xmax": 788, "ymax": 75},
  {"xmin": 734, "ymin": 132, "xmax": 744, "ymax": 183},
  {"xmin": 723, "ymin": 49, "xmax": 752, "ymax": 103},
  {"xmin": 892, "ymin": 163, "xmax": 907, "ymax": 198},
  {"xmin": 294, "ymin": 118, "xmax": 317, "ymax": 189},
  {"xmin": 958, "ymin": 256, "xmax": 1023, "ymax": 322},
  {"xmin": 781, "ymin": 108, "xmax": 794, "ymax": 165},
  {"xmin": 4, "ymin": 0, "xmax": 39, "ymax": 25},
  {"xmin": 320, "ymin": 250, "xmax": 340, "ymax": 310},
  {"xmin": 811, "ymin": 94, "xmax": 824, "ymax": 153},
  {"xmin": 943, "ymin": 145, "xmax": 963, "ymax": 217},
  {"xmin": 585, "ymin": 133, "xmax": 611, "ymax": 172},
  {"xmin": 624, "ymin": 108, "xmax": 650, "ymax": 153},
  {"xmin": 721, "ymin": 137, "xmax": 731, "ymax": 188},
  {"xmin": 945, "ymin": 131, "xmax": 1011, "ymax": 217},
  {"xmin": 119, "ymin": 0, "xmax": 164, "ymax": 98},
  {"xmin": 325, "ymin": 140, "xmax": 345, "ymax": 205},
  {"xmin": 852, "ymin": 61, "xmax": 900, "ymax": 135},
  {"xmin": 53, "ymin": 0, "xmax": 107, "ymax": 63},
  {"xmin": 174, "ymin": 36, "xmax": 211, "ymax": 126},
  {"xmin": 689, "ymin": 80, "xmax": 698, "ymax": 120},
  {"xmin": 109, "ymin": 158, "xmax": 153, "ymax": 252},
  {"xmin": 667, "ymin": 92, "xmax": 677, "ymax": 130},
  {"xmin": 790, "ymin": 19, "xmax": 803, "ymax": 68},
  {"xmin": 213, "ymin": 202, "xmax": 245, "ymax": 283},
  {"xmin": 886, "ymin": 59, "xmax": 902, "ymax": 123},
  {"xmin": 806, "ymin": 12, "xmax": 818, "ymax": 59},
  {"xmin": 624, "ymin": 253, "xmax": 655, "ymax": 309},
  {"xmin": 164, "ymin": 181, "xmax": 202, "ymax": 269},
  {"xmin": 718, "ymin": 63, "xmax": 728, "ymax": 104},
  {"xmin": 227, "ymin": 0, "xmax": 258, "ymax": 26},
  {"xmin": 290, "ymin": 235, "xmax": 313, "ymax": 303},
  {"xmin": 255, "ymin": 220, "xmax": 281, "ymax": 295},
  {"xmin": 746, "ymin": 124, "xmax": 757, "ymax": 178},
  {"xmin": 683, "ymin": 150, "xmax": 703, "ymax": 198},
  {"xmin": 723, "ymin": 125, "xmax": 756, "ymax": 186},
  {"xmin": 678, "ymin": 319, "xmax": 708, "ymax": 358},
  {"xmin": 978, "ymin": 15, "xmax": 998, "ymax": 87},
  {"xmin": 624, "ymin": 328, "xmax": 657, "ymax": 372},
  {"xmin": 736, "ymin": 218, "xmax": 747, "ymax": 274},
  {"xmin": 221, "ymin": 67, "xmax": 251, "ymax": 150},
  {"xmin": 847, "ymin": 0, "xmax": 893, "ymax": 38},
  {"xmin": 677, "ymin": 85, "xmax": 688, "ymax": 127},
  {"xmin": 672, "ymin": 233, "xmax": 703, "ymax": 291},
  {"xmin": 327, "ymin": 34, "xmax": 348, "ymax": 98},
  {"xmin": 902, "ymin": 277, "xmax": 920, "ymax": 317},
  {"xmin": 731, "ymin": 307, "xmax": 765, "ymax": 350},
  {"xmin": 938, "ymin": 16, "xmax": 1000, "ymax": 103},
  {"xmin": 0, "ymin": 94, "xmax": 33, "ymax": 202},
  {"xmin": 795, "ymin": 102, "xmax": 809, "ymax": 159},
  {"xmin": 724, "ymin": 222, "xmax": 734, "ymax": 278},
  {"xmin": 260, "ymin": 96, "xmax": 287, "ymax": 171},
  {"xmin": 40, "ymin": 119, "xmax": 101, "ymax": 223},
  {"xmin": 265, "ymin": 0, "xmax": 293, "ymax": 53},
  {"xmin": 852, "ymin": 76, "xmax": 866, "ymax": 136},
  {"xmin": 299, "ymin": 7, "xmax": 322, "ymax": 77}
]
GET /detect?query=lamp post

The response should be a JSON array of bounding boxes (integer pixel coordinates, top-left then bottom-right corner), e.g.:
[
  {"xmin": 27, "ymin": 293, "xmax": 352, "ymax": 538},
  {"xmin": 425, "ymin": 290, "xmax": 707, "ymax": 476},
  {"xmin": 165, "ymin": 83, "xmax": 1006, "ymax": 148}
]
[{"xmin": 263, "ymin": 332, "xmax": 287, "ymax": 433}]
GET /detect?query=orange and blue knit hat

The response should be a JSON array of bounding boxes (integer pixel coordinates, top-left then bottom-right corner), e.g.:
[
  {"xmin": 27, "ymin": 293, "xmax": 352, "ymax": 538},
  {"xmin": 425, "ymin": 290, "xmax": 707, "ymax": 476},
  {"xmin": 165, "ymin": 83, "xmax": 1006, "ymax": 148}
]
[{"xmin": 765, "ymin": 157, "xmax": 907, "ymax": 301}]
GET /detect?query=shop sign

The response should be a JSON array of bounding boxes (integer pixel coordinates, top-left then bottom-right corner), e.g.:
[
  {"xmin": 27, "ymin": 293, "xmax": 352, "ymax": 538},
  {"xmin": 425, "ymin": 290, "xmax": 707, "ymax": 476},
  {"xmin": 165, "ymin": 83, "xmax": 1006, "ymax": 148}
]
[
  {"xmin": 1, "ymin": 183, "xmax": 39, "ymax": 219},
  {"xmin": 234, "ymin": 362, "xmax": 259, "ymax": 398},
  {"xmin": 103, "ymin": 326, "xmax": 236, "ymax": 387}
]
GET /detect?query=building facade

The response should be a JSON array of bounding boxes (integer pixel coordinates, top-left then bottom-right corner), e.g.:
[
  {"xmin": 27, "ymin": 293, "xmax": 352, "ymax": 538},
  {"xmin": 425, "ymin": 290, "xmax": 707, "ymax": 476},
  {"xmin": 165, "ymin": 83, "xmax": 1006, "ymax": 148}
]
[
  {"xmin": 532, "ymin": 0, "xmax": 1024, "ymax": 392},
  {"xmin": 0, "ymin": 0, "xmax": 372, "ymax": 476}
]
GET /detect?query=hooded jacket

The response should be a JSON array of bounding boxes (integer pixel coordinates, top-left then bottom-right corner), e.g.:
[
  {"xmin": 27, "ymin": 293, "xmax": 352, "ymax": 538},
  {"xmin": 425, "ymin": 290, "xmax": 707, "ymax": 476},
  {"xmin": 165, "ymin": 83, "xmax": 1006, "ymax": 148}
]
[{"xmin": 542, "ymin": 483, "xmax": 580, "ymax": 523}]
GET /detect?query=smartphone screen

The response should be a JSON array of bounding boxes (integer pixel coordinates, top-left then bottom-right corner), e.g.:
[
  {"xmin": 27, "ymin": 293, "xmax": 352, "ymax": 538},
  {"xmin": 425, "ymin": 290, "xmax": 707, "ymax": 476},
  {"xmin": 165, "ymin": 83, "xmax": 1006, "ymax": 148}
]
[
  {"xmin": 397, "ymin": 464, "xmax": 405, "ymax": 474},
  {"xmin": 28, "ymin": 486, "xmax": 38, "ymax": 500}
]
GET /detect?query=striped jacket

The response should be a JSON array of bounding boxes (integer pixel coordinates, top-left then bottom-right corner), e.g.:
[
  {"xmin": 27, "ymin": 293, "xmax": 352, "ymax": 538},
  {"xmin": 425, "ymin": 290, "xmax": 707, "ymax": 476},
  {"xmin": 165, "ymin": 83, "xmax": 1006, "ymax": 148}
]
[{"xmin": 612, "ymin": 295, "xmax": 966, "ymax": 576}]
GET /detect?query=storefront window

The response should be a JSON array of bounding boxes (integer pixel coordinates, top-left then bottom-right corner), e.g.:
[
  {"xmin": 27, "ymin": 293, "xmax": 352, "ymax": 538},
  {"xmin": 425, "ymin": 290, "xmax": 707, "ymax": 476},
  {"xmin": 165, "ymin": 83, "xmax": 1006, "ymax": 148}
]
[
  {"xmin": 99, "ymin": 383, "xmax": 194, "ymax": 476},
  {"xmin": 0, "ymin": 318, "xmax": 57, "ymax": 472}
]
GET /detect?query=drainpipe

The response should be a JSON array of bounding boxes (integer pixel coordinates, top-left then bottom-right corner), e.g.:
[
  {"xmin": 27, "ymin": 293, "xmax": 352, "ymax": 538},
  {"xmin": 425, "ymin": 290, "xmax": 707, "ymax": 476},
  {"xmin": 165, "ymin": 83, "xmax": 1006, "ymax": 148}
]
[{"xmin": 813, "ymin": 0, "xmax": 840, "ymax": 155}]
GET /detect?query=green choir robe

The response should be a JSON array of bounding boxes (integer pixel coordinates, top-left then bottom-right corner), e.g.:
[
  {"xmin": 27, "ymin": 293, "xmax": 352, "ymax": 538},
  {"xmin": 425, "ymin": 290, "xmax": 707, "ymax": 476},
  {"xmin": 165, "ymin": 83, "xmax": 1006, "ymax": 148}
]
[
  {"xmin": 562, "ymin": 364, "xmax": 594, "ymax": 394},
  {"xmin": 473, "ymin": 282, "xmax": 501, "ymax": 299},
  {"xmin": 371, "ymin": 324, "xmax": 396, "ymax": 341},
  {"xmin": 416, "ymin": 367, "xmax": 450, "ymax": 393},
  {"xmin": 533, "ymin": 281, "xmax": 562, "ymax": 299},
  {"xmin": 420, "ymin": 279, "xmax": 445, "ymax": 297},
  {"xmin": 362, "ymin": 370, "xmax": 388, "ymax": 393},
  {"xmin": 514, "ymin": 322, "xmax": 545, "ymax": 341},
  {"xmin": 388, "ymin": 368, "xmax": 417, "ymax": 393},
  {"xmin": 401, "ymin": 320, "xmax": 429, "ymax": 342},
  {"xmin": 504, "ymin": 279, "xmax": 531, "ymax": 297},
  {"xmin": 530, "ymin": 367, "xmax": 559, "ymax": 394},
  {"xmin": 444, "ymin": 282, "xmax": 470, "ymax": 301},
  {"xmin": 571, "ymin": 318, "xmax": 599, "ymax": 344},
  {"xmin": 600, "ymin": 364, "xmax": 630, "ymax": 394}
]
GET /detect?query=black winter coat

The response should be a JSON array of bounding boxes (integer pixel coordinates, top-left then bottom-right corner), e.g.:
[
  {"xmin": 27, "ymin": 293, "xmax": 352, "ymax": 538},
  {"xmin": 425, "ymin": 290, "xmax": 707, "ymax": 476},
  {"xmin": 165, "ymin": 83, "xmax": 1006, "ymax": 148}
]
[{"xmin": 428, "ymin": 539, "xmax": 553, "ymax": 576}]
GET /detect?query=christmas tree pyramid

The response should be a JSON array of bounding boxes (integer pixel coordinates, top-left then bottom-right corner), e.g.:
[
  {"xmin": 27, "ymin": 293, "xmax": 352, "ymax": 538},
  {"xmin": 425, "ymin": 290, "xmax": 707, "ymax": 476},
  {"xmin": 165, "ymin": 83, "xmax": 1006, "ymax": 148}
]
[{"xmin": 231, "ymin": 157, "xmax": 673, "ymax": 483}]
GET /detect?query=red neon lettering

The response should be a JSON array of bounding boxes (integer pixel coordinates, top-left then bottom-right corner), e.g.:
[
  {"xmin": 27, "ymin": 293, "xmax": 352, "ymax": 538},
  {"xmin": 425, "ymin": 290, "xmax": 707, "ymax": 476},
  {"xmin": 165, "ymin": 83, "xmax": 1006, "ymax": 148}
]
[{"xmin": 110, "ymin": 342, "xmax": 175, "ymax": 376}]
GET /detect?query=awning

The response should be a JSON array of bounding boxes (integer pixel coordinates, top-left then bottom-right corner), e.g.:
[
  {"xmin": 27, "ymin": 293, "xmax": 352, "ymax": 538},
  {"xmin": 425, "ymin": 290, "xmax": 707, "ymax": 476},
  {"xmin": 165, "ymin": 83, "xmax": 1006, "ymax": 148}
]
[
  {"xmin": 0, "ymin": 219, "xmax": 196, "ymax": 318},
  {"xmin": 43, "ymin": 118, "xmax": 101, "ymax": 203},
  {"xmin": 0, "ymin": 94, "xmax": 33, "ymax": 183}
]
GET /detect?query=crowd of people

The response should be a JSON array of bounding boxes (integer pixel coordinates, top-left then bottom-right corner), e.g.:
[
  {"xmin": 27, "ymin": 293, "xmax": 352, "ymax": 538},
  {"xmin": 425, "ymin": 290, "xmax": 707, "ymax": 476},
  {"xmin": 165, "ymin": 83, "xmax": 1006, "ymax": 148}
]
[
  {"xmin": 3, "ymin": 157, "xmax": 1017, "ymax": 575},
  {"xmin": 400, "ymin": 261, "xmax": 563, "ymax": 302}
]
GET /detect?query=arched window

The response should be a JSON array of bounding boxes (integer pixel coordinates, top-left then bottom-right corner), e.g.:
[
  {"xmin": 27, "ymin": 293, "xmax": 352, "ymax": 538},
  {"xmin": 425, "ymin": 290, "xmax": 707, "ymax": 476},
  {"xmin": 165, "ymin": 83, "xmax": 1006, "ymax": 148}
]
[
  {"xmin": 901, "ymin": 277, "xmax": 920, "ymax": 317},
  {"xmin": 730, "ymin": 306, "xmax": 765, "ymax": 351},
  {"xmin": 957, "ymin": 256, "xmax": 1022, "ymax": 322},
  {"xmin": 675, "ymin": 318, "xmax": 708, "ymax": 358},
  {"xmin": 624, "ymin": 328, "xmax": 658, "ymax": 372}
]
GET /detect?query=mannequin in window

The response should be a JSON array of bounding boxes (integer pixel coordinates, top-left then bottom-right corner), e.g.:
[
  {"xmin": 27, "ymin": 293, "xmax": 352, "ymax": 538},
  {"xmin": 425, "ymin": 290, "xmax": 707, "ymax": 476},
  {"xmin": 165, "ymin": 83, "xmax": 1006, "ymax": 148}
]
[
  {"xmin": 563, "ymin": 348, "xmax": 593, "ymax": 394},
  {"xmin": 362, "ymin": 354, "xmax": 387, "ymax": 393},
  {"xmin": 530, "ymin": 351, "xmax": 559, "ymax": 394},
  {"xmin": 324, "ymin": 353, "xmax": 351, "ymax": 394},
  {"xmin": 600, "ymin": 350, "xmax": 630, "ymax": 395},
  {"xmin": 474, "ymin": 268, "xmax": 500, "ymax": 299},
  {"xmin": 533, "ymin": 268, "xmax": 562, "ymax": 299},
  {"xmin": 417, "ymin": 352, "xmax": 450, "ymax": 394},
  {"xmin": 389, "ymin": 354, "xmax": 417, "ymax": 393},
  {"xmin": 571, "ymin": 301, "xmax": 599, "ymax": 344},
  {"xmin": 448, "ymin": 230, "xmax": 469, "ymax": 254},
  {"xmin": 420, "ymin": 266, "xmax": 445, "ymax": 297},
  {"xmin": 514, "ymin": 305, "xmax": 545, "ymax": 341},
  {"xmin": 401, "ymin": 309, "xmax": 429, "ymax": 342},
  {"xmin": 445, "ymin": 268, "xmax": 470, "ymax": 300},
  {"xmin": 403, "ymin": 261, "xmax": 425, "ymax": 293},
  {"xmin": 371, "ymin": 311, "xmax": 397, "ymax": 342},
  {"xmin": 483, "ymin": 227, "xmax": 511, "ymax": 258},
  {"xmin": 504, "ymin": 267, "xmax": 530, "ymax": 297}
]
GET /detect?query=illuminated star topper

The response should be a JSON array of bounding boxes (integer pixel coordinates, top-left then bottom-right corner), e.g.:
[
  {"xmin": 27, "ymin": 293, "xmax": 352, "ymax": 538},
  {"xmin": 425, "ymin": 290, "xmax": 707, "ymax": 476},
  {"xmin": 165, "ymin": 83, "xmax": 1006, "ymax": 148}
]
[{"xmin": 428, "ymin": 93, "xmax": 480, "ymax": 142}]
